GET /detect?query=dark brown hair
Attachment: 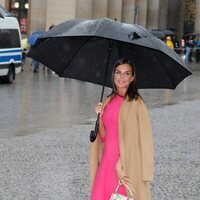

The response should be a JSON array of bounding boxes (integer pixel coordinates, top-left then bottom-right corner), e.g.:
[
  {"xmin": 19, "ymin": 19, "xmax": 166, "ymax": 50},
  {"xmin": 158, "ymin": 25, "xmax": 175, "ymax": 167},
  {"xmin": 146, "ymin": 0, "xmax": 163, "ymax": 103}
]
[{"xmin": 109, "ymin": 58, "xmax": 140, "ymax": 101}]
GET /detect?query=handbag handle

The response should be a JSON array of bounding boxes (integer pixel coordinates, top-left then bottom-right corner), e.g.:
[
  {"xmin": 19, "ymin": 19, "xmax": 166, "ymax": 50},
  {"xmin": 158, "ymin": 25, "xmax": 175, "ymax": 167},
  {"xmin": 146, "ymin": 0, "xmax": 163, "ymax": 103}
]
[{"xmin": 115, "ymin": 181, "xmax": 134, "ymax": 198}]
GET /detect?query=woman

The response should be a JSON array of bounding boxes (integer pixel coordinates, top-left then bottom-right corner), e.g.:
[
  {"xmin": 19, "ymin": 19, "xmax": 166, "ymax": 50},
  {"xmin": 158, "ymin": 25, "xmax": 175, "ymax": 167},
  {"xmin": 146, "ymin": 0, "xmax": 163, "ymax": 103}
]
[{"xmin": 89, "ymin": 58, "xmax": 154, "ymax": 200}]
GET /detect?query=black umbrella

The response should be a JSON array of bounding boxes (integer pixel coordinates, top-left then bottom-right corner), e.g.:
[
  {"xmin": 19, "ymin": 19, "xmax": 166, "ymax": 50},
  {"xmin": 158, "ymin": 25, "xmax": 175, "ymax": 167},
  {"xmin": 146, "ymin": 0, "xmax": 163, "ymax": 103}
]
[
  {"xmin": 27, "ymin": 18, "xmax": 191, "ymax": 141},
  {"xmin": 149, "ymin": 30, "xmax": 165, "ymax": 40}
]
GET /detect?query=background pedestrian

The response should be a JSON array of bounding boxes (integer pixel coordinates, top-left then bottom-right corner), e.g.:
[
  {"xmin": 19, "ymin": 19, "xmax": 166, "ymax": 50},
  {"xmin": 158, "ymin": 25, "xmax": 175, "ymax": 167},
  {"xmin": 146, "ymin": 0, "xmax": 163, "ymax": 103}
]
[
  {"xmin": 184, "ymin": 36, "xmax": 194, "ymax": 63},
  {"xmin": 195, "ymin": 35, "xmax": 200, "ymax": 63},
  {"xmin": 165, "ymin": 36, "xmax": 174, "ymax": 49}
]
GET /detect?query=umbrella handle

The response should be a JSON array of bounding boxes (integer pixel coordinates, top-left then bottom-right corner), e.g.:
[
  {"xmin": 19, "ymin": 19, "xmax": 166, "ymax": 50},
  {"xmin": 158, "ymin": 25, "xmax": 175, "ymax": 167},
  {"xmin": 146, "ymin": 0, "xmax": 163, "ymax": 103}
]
[
  {"xmin": 90, "ymin": 85, "xmax": 104, "ymax": 142},
  {"xmin": 90, "ymin": 114, "xmax": 100, "ymax": 142}
]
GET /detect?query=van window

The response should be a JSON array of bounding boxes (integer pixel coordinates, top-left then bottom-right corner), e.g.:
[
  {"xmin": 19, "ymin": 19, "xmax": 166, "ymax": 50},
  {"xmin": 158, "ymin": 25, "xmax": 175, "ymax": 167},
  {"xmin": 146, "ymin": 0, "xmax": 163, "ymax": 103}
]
[{"xmin": 0, "ymin": 29, "xmax": 20, "ymax": 48}]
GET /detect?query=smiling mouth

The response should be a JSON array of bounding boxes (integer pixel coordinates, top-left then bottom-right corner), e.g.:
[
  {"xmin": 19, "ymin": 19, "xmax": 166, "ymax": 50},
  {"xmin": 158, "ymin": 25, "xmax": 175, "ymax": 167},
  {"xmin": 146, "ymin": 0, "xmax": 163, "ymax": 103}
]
[{"xmin": 118, "ymin": 80, "xmax": 125, "ymax": 84}]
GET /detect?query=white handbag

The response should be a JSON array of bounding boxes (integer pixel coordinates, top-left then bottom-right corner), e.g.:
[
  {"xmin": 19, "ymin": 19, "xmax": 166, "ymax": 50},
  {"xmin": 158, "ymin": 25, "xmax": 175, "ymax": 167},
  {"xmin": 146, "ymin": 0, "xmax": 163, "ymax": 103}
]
[{"xmin": 110, "ymin": 182, "xmax": 134, "ymax": 200}]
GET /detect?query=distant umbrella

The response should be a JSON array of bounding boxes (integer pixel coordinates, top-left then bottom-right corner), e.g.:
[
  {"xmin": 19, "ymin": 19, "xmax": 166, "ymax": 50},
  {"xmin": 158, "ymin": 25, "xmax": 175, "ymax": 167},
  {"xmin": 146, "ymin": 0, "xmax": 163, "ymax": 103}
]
[
  {"xmin": 162, "ymin": 29, "xmax": 175, "ymax": 36},
  {"xmin": 28, "ymin": 31, "xmax": 44, "ymax": 46},
  {"xmin": 149, "ymin": 30, "xmax": 165, "ymax": 40}
]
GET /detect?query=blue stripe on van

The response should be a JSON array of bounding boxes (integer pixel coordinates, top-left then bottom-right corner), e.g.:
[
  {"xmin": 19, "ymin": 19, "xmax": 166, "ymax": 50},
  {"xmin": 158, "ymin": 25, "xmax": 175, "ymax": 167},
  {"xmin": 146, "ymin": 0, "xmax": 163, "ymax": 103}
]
[
  {"xmin": 0, "ymin": 55, "xmax": 22, "ymax": 62},
  {"xmin": 0, "ymin": 49, "xmax": 22, "ymax": 53}
]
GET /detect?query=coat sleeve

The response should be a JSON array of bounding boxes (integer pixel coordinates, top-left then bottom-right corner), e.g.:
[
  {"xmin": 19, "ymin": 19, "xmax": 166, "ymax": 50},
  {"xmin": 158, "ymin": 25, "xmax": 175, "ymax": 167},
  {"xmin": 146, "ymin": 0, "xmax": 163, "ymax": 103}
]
[{"xmin": 138, "ymin": 101, "xmax": 154, "ymax": 182}]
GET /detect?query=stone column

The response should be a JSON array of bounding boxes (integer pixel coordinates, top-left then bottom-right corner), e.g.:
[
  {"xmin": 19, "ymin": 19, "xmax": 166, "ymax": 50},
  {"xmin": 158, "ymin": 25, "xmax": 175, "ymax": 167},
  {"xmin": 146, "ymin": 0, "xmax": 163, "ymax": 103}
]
[
  {"xmin": 158, "ymin": 0, "xmax": 168, "ymax": 30},
  {"xmin": 1, "ymin": 0, "xmax": 10, "ymax": 10},
  {"xmin": 137, "ymin": 0, "xmax": 147, "ymax": 27},
  {"xmin": 76, "ymin": 0, "xmax": 92, "ymax": 19},
  {"xmin": 167, "ymin": 0, "xmax": 184, "ymax": 43},
  {"xmin": 45, "ymin": 0, "xmax": 76, "ymax": 29},
  {"xmin": 195, "ymin": 0, "xmax": 200, "ymax": 32},
  {"xmin": 122, "ymin": 0, "xmax": 136, "ymax": 24},
  {"xmin": 108, "ymin": 0, "xmax": 122, "ymax": 21},
  {"xmin": 146, "ymin": 0, "xmax": 159, "ymax": 29},
  {"xmin": 29, "ymin": 0, "xmax": 47, "ymax": 34},
  {"xmin": 92, "ymin": 0, "xmax": 107, "ymax": 19},
  {"xmin": 5, "ymin": 0, "xmax": 9, "ymax": 10}
]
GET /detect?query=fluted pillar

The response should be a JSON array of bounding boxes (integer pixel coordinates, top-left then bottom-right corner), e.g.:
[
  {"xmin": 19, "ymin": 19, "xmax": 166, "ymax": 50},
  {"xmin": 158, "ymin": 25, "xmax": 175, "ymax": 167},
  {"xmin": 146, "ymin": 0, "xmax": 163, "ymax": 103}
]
[
  {"xmin": 146, "ymin": 0, "xmax": 159, "ymax": 29},
  {"xmin": 137, "ymin": 0, "xmax": 147, "ymax": 27},
  {"xmin": 108, "ymin": 0, "xmax": 122, "ymax": 21},
  {"xmin": 158, "ymin": 0, "xmax": 168, "ymax": 30},
  {"xmin": 195, "ymin": 0, "xmax": 200, "ymax": 32},
  {"xmin": 5, "ymin": 0, "xmax": 9, "ymax": 10},
  {"xmin": 167, "ymin": 0, "xmax": 184, "ymax": 42},
  {"xmin": 122, "ymin": 0, "xmax": 136, "ymax": 24},
  {"xmin": 76, "ymin": 0, "xmax": 93, "ymax": 19},
  {"xmin": 92, "ymin": 0, "xmax": 108, "ymax": 19}
]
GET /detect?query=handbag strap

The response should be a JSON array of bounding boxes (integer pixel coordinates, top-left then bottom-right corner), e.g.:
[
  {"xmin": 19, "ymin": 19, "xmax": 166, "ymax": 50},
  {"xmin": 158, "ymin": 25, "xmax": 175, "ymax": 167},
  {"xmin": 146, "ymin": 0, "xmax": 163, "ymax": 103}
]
[{"xmin": 115, "ymin": 181, "xmax": 134, "ymax": 198}]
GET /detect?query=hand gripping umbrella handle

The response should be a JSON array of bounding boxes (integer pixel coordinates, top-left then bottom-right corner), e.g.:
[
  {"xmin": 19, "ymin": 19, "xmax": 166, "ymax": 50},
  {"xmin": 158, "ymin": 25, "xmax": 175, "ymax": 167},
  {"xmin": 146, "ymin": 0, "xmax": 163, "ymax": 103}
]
[
  {"xmin": 90, "ymin": 114, "xmax": 100, "ymax": 142},
  {"xmin": 90, "ymin": 86, "xmax": 104, "ymax": 142}
]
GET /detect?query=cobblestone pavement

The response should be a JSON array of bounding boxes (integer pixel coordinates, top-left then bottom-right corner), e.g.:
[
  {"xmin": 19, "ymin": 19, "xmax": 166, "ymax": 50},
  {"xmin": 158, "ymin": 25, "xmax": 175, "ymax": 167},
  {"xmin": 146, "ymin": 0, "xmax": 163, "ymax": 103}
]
[{"xmin": 0, "ymin": 59, "xmax": 200, "ymax": 199}]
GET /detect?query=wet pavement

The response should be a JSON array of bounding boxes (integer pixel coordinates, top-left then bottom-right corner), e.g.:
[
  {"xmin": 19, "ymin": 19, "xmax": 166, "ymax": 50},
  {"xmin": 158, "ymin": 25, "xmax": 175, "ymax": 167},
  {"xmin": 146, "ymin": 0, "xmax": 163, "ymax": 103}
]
[{"xmin": 0, "ymin": 58, "xmax": 200, "ymax": 199}]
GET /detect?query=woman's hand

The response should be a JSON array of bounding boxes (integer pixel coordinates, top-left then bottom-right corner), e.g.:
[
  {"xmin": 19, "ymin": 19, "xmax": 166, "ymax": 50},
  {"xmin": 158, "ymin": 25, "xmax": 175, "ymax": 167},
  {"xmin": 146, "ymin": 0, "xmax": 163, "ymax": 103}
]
[
  {"xmin": 94, "ymin": 102, "xmax": 105, "ymax": 139},
  {"xmin": 116, "ymin": 159, "xmax": 131, "ymax": 185},
  {"xmin": 95, "ymin": 102, "xmax": 103, "ymax": 116}
]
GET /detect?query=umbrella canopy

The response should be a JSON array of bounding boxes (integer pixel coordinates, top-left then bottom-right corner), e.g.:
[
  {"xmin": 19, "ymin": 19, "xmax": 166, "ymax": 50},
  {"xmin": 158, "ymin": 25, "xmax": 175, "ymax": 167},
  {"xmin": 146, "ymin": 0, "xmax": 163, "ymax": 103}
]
[
  {"xmin": 28, "ymin": 18, "xmax": 191, "ymax": 90},
  {"xmin": 162, "ymin": 29, "xmax": 175, "ymax": 36}
]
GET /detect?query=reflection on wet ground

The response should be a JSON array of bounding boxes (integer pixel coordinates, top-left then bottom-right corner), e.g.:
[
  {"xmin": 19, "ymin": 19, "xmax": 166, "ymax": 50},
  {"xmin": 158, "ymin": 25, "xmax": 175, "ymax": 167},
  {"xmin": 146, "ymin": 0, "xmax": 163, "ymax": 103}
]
[{"xmin": 0, "ymin": 59, "xmax": 199, "ymax": 137}]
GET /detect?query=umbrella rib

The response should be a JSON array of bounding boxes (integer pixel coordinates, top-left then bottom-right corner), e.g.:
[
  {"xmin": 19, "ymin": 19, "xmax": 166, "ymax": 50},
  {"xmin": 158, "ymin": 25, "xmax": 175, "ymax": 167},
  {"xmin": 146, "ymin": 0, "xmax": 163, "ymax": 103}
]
[{"xmin": 61, "ymin": 37, "xmax": 93, "ymax": 76}]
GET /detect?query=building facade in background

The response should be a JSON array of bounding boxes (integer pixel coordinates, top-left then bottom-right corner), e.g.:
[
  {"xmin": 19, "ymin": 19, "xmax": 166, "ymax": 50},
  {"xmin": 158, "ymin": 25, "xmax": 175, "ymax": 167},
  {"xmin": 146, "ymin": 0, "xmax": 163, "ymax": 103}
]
[{"xmin": 0, "ymin": 0, "xmax": 199, "ymax": 38}]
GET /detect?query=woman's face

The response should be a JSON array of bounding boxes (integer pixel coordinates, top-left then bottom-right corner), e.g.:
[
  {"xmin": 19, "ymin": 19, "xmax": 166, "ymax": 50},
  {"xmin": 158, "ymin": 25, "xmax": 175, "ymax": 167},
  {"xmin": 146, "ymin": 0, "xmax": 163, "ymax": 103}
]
[{"xmin": 114, "ymin": 63, "xmax": 134, "ymax": 90}]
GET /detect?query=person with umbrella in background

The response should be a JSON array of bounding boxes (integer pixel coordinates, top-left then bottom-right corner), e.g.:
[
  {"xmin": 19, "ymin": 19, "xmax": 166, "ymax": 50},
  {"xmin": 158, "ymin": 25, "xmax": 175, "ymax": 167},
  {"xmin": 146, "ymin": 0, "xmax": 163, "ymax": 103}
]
[
  {"xmin": 90, "ymin": 58, "xmax": 153, "ymax": 200},
  {"xmin": 28, "ymin": 31, "xmax": 44, "ymax": 72}
]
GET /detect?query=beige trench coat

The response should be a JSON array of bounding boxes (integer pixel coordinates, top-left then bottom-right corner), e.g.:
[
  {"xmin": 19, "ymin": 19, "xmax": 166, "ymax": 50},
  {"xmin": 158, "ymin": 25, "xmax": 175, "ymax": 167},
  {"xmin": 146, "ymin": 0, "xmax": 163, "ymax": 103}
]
[{"xmin": 89, "ymin": 96, "xmax": 154, "ymax": 200}]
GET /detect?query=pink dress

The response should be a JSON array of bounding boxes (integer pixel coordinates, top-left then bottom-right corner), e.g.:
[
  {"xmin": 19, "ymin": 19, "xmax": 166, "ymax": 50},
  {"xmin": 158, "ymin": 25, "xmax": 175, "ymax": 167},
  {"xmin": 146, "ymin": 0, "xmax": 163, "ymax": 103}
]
[{"xmin": 91, "ymin": 95, "xmax": 126, "ymax": 200}]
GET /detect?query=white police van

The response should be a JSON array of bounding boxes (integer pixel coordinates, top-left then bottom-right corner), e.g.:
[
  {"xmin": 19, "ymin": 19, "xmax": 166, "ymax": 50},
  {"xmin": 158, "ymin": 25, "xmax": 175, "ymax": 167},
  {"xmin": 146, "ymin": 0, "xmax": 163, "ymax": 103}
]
[{"xmin": 0, "ymin": 6, "xmax": 22, "ymax": 83}]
